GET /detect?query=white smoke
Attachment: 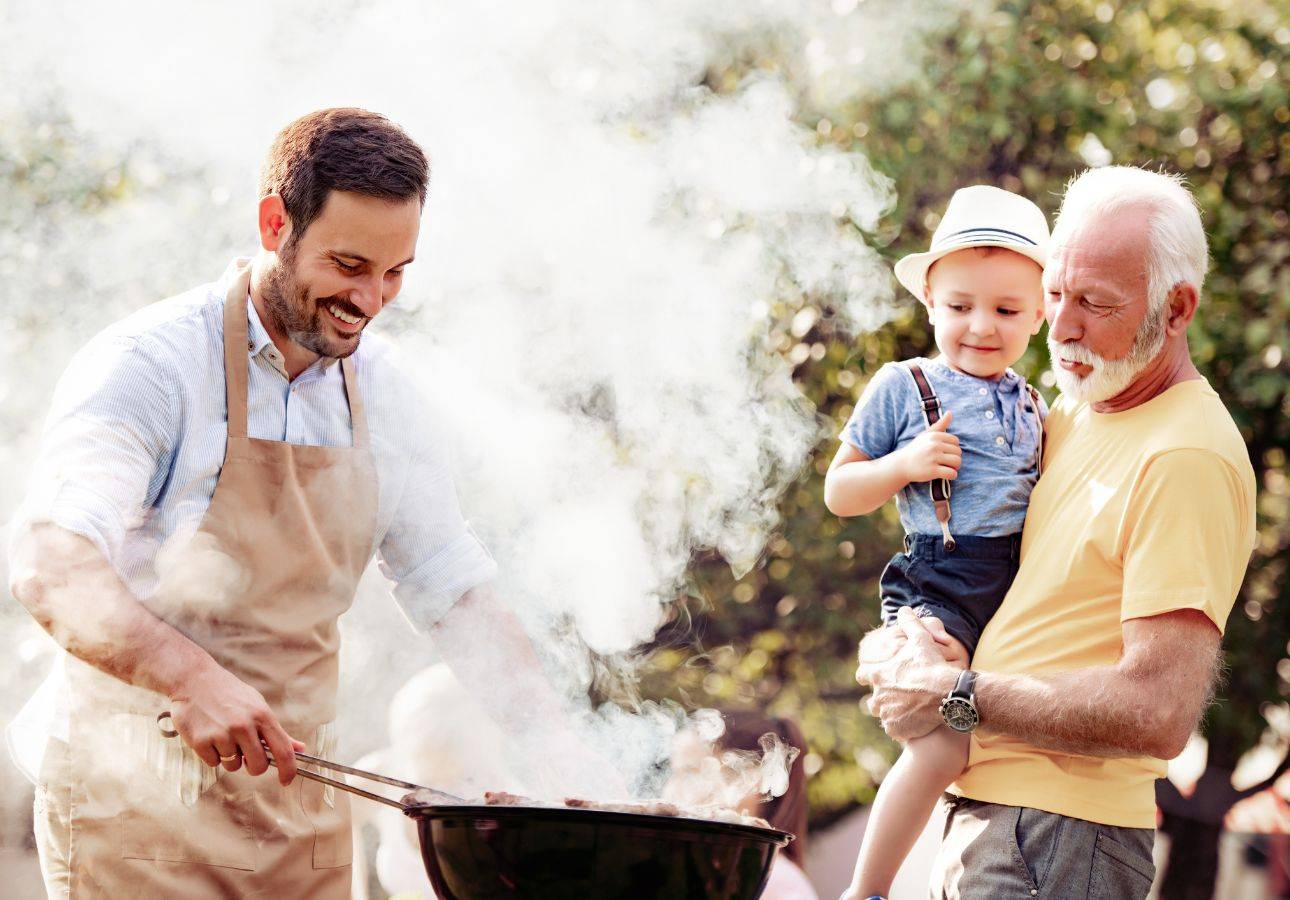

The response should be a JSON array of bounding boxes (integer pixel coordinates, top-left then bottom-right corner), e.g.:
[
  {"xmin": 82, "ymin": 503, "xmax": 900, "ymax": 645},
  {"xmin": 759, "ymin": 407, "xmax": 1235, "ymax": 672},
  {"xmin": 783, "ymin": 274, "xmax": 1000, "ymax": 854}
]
[
  {"xmin": 662, "ymin": 711, "xmax": 801, "ymax": 814},
  {"xmin": 0, "ymin": 0, "xmax": 962, "ymax": 816}
]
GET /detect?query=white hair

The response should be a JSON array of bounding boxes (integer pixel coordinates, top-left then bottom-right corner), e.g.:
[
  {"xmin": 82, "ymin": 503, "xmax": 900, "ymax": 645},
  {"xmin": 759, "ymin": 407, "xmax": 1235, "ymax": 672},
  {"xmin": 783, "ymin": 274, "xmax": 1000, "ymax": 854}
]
[{"xmin": 1052, "ymin": 165, "xmax": 1209, "ymax": 309}]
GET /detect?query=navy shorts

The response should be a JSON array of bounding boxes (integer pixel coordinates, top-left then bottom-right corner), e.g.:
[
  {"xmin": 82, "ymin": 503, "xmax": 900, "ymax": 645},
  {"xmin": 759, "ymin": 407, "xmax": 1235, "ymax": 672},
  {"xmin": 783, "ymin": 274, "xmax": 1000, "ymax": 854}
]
[{"xmin": 879, "ymin": 533, "xmax": 1022, "ymax": 661}]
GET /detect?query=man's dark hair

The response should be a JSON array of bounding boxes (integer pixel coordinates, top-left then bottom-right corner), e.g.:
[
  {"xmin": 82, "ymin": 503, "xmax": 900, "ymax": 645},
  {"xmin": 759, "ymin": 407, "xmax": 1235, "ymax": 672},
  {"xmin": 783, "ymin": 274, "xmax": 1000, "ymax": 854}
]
[{"xmin": 259, "ymin": 107, "xmax": 429, "ymax": 244}]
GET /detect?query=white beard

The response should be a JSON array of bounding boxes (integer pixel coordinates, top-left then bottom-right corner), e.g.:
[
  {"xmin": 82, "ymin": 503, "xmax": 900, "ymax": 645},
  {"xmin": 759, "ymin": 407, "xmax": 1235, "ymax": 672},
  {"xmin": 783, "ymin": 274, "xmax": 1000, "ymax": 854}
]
[{"xmin": 1048, "ymin": 303, "xmax": 1168, "ymax": 404}]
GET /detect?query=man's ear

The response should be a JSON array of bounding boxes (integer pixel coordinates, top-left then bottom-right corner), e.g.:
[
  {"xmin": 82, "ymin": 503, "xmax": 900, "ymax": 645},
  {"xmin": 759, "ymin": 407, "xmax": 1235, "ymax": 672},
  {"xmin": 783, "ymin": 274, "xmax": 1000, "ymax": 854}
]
[
  {"xmin": 1165, "ymin": 282, "xmax": 1199, "ymax": 335},
  {"xmin": 258, "ymin": 195, "xmax": 290, "ymax": 253}
]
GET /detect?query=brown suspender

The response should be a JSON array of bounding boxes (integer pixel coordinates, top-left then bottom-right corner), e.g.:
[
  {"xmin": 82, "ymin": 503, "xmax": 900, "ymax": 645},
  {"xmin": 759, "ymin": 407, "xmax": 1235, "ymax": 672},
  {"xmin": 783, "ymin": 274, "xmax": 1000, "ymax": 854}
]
[
  {"xmin": 905, "ymin": 363, "xmax": 956, "ymax": 550},
  {"xmin": 903, "ymin": 362, "xmax": 1045, "ymax": 552}
]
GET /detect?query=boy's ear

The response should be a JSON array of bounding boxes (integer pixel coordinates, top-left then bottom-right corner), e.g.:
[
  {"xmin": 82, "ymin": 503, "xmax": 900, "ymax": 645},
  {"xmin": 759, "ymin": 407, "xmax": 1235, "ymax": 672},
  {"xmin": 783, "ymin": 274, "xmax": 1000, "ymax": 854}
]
[{"xmin": 1030, "ymin": 296, "xmax": 1045, "ymax": 335}]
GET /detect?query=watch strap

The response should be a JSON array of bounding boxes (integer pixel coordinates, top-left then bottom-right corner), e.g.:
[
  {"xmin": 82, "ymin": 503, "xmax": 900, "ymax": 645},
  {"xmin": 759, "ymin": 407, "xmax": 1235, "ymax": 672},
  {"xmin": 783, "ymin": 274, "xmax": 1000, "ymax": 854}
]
[{"xmin": 953, "ymin": 669, "xmax": 978, "ymax": 700}]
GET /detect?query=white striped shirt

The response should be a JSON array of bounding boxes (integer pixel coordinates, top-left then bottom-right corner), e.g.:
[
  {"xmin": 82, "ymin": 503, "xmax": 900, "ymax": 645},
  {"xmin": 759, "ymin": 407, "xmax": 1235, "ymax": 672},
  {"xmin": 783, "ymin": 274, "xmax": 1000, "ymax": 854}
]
[{"xmin": 7, "ymin": 258, "xmax": 495, "ymax": 778}]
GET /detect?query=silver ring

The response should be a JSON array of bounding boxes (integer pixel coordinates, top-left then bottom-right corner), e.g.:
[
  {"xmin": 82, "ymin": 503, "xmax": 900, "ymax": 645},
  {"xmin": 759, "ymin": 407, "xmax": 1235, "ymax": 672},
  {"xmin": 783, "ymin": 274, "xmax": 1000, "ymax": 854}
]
[{"xmin": 219, "ymin": 753, "xmax": 240, "ymax": 763}]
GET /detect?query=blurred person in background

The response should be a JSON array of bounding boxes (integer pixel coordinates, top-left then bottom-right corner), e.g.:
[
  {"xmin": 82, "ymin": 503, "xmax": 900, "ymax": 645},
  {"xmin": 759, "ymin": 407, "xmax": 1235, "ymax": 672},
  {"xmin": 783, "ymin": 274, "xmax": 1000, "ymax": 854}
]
[
  {"xmin": 716, "ymin": 710, "xmax": 818, "ymax": 900},
  {"xmin": 350, "ymin": 664, "xmax": 527, "ymax": 899}
]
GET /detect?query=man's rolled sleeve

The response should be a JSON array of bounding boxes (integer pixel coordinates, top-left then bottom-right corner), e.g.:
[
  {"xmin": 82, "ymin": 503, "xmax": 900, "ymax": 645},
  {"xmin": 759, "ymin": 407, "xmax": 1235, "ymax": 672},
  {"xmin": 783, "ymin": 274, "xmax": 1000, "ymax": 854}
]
[
  {"xmin": 376, "ymin": 398, "xmax": 497, "ymax": 633},
  {"xmin": 13, "ymin": 337, "xmax": 176, "ymax": 566},
  {"xmin": 1119, "ymin": 448, "xmax": 1255, "ymax": 633},
  {"xmin": 382, "ymin": 528, "xmax": 497, "ymax": 633}
]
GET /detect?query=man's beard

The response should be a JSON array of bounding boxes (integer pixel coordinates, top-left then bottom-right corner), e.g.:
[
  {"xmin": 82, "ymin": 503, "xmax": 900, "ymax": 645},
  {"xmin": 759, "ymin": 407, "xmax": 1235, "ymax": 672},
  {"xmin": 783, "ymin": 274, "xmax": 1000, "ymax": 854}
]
[
  {"xmin": 260, "ymin": 243, "xmax": 365, "ymax": 359},
  {"xmin": 1048, "ymin": 300, "xmax": 1168, "ymax": 404}
]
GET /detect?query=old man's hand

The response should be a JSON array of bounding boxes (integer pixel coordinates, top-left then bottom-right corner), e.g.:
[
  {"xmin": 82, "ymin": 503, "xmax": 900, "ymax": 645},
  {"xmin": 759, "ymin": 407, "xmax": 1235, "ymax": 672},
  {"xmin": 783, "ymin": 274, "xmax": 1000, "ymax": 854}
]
[{"xmin": 855, "ymin": 607, "xmax": 962, "ymax": 742}]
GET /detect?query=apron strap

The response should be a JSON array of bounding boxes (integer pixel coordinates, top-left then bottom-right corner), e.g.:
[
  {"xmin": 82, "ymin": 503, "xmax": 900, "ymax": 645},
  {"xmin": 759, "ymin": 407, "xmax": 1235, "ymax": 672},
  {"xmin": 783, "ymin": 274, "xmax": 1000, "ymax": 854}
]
[
  {"xmin": 222, "ymin": 267, "xmax": 252, "ymax": 440},
  {"xmin": 221, "ymin": 264, "xmax": 370, "ymax": 450},
  {"xmin": 904, "ymin": 362, "xmax": 956, "ymax": 551},
  {"xmin": 340, "ymin": 356, "xmax": 369, "ymax": 449}
]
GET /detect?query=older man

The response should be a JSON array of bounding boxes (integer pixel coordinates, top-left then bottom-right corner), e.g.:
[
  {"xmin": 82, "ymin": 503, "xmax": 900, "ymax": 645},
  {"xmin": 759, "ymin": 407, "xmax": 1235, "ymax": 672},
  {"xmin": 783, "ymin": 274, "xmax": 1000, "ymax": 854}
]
[{"xmin": 857, "ymin": 166, "xmax": 1256, "ymax": 898}]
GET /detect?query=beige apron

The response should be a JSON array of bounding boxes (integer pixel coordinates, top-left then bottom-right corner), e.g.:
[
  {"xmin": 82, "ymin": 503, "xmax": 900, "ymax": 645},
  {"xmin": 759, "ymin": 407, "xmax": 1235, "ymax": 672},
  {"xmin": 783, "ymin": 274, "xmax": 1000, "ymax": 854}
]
[{"xmin": 61, "ymin": 263, "xmax": 378, "ymax": 897}]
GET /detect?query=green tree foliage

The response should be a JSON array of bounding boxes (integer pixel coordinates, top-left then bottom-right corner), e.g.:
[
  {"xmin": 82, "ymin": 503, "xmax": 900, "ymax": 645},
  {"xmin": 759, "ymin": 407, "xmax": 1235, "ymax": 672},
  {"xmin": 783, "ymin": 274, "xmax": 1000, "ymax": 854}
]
[{"xmin": 643, "ymin": 0, "xmax": 1290, "ymax": 855}]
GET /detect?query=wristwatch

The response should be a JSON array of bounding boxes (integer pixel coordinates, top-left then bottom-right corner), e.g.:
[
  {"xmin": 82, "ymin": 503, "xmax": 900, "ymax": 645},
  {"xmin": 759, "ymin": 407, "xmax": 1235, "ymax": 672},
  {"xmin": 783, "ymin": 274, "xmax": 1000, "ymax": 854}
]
[{"xmin": 939, "ymin": 670, "xmax": 980, "ymax": 733}]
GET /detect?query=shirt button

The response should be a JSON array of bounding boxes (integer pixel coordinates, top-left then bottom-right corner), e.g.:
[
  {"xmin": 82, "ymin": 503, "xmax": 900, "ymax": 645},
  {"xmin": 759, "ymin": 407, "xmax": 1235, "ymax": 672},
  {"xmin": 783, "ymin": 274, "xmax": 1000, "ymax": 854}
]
[
  {"xmin": 978, "ymin": 387, "xmax": 988, "ymax": 395},
  {"xmin": 985, "ymin": 411, "xmax": 995, "ymax": 419},
  {"xmin": 995, "ymin": 436, "xmax": 1005, "ymax": 446}
]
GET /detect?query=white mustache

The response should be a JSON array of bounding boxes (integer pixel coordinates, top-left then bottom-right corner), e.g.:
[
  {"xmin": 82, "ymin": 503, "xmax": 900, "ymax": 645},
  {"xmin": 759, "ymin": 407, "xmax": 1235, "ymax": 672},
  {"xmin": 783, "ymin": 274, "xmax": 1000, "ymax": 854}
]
[{"xmin": 1049, "ymin": 340, "xmax": 1105, "ymax": 366}]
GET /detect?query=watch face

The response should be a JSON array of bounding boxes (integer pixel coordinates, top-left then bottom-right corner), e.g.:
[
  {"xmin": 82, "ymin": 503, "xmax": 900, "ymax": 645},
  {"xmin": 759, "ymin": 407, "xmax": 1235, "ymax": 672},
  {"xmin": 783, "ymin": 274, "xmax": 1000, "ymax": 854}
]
[{"xmin": 940, "ymin": 697, "xmax": 980, "ymax": 733}]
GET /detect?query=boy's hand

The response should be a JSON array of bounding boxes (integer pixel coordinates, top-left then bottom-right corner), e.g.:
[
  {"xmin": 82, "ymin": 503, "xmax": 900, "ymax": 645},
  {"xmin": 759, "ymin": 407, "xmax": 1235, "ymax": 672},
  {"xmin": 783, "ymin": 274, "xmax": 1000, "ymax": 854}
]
[{"xmin": 898, "ymin": 410, "xmax": 960, "ymax": 483}]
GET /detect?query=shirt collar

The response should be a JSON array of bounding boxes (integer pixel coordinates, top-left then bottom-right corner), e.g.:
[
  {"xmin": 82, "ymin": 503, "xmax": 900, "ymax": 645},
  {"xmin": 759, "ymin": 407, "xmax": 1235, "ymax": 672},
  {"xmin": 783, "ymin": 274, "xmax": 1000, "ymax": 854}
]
[
  {"xmin": 245, "ymin": 293, "xmax": 276, "ymax": 357},
  {"xmin": 926, "ymin": 356, "xmax": 1022, "ymax": 393},
  {"xmin": 218, "ymin": 256, "xmax": 339, "ymax": 376}
]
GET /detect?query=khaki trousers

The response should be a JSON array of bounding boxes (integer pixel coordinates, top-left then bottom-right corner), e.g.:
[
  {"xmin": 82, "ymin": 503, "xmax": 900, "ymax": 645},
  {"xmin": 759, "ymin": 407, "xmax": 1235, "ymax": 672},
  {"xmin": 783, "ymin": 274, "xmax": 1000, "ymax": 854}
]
[{"xmin": 931, "ymin": 794, "xmax": 1156, "ymax": 899}]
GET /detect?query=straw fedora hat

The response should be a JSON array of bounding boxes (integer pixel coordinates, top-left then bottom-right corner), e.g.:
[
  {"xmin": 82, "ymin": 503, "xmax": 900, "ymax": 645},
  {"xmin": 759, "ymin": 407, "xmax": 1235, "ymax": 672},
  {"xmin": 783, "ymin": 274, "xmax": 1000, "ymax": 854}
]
[{"xmin": 893, "ymin": 185, "xmax": 1050, "ymax": 304}]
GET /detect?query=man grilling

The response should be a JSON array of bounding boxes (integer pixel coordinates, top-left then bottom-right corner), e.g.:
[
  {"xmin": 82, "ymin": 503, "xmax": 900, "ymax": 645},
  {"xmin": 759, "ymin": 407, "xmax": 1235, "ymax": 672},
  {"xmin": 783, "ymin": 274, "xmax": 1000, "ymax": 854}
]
[{"xmin": 7, "ymin": 108, "xmax": 599, "ymax": 897}]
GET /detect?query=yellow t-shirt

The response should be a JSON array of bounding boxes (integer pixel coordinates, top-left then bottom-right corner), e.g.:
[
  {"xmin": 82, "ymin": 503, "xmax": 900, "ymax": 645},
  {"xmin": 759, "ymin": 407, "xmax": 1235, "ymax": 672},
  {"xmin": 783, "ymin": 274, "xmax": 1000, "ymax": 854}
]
[{"xmin": 953, "ymin": 378, "xmax": 1257, "ymax": 828}]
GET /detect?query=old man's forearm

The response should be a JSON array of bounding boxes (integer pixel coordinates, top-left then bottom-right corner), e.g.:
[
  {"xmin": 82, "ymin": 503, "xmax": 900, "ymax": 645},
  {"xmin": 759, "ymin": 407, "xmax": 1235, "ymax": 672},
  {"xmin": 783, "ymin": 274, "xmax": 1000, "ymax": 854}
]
[
  {"xmin": 976, "ymin": 610, "xmax": 1221, "ymax": 760},
  {"xmin": 974, "ymin": 668, "xmax": 1167, "ymax": 757},
  {"xmin": 8, "ymin": 522, "xmax": 220, "ymax": 696}
]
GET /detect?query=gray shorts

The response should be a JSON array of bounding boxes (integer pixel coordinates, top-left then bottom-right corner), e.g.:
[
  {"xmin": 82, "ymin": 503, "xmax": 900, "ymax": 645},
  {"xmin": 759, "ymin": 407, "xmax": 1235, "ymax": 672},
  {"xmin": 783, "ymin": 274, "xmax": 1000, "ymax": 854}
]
[{"xmin": 930, "ymin": 794, "xmax": 1156, "ymax": 899}]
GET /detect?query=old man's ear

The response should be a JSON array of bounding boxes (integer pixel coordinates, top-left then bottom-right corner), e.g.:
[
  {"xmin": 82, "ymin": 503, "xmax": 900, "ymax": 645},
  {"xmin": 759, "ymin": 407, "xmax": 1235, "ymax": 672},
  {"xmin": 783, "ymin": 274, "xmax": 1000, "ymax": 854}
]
[{"xmin": 1165, "ymin": 281, "xmax": 1200, "ymax": 335}]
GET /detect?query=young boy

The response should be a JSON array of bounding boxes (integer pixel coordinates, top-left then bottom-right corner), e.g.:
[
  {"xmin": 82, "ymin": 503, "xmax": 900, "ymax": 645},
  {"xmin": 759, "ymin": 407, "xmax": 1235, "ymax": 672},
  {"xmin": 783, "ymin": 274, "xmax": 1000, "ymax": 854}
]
[{"xmin": 823, "ymin": 185, "xmax": 1049, "ymax": 900}]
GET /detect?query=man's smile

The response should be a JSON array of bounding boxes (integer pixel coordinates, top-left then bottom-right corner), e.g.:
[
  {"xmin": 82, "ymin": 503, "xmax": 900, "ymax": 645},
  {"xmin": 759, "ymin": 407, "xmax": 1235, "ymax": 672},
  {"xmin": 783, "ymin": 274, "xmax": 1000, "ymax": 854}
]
[{"xmin": 324, "ymin": 301, "xmax": 366, "ymax": 333}]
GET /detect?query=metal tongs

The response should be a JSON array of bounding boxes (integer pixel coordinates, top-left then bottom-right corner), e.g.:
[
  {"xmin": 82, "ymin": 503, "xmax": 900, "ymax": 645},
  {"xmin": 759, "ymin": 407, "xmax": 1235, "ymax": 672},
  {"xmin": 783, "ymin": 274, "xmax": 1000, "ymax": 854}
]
[{"xmin": 156, "ymin": 711, "xmax": 466, "ymax": 810}]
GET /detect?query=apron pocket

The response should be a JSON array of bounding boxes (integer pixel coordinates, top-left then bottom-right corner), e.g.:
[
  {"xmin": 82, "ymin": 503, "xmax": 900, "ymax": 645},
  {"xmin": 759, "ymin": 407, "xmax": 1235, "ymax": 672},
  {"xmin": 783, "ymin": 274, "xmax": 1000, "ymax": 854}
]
[
  {"xmin": 119, "ymin": 795, "xmax": 257, "ymax": 871},
  {"xmin": 298, "ymin": 721, "xmax": 353, "ymax": 869},
  {"xmin": 109, "ymin": 712, "xmax": 258, "ymax": 870},
  {"xmin": 304, "ymin": 778, "xmax": 353, "ymax": 869}
]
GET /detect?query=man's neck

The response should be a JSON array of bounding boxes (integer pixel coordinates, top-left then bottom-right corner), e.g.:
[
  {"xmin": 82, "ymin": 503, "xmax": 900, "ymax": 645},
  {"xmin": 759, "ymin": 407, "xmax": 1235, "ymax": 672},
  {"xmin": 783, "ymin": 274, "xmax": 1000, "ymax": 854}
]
[
  {"xmin": 1092, "ymin": 340, "xmax": 1202, "ymax": 414},
  {"xmin": 248, "ymin": 262, "xmax": 320, "ymax": 381}
]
